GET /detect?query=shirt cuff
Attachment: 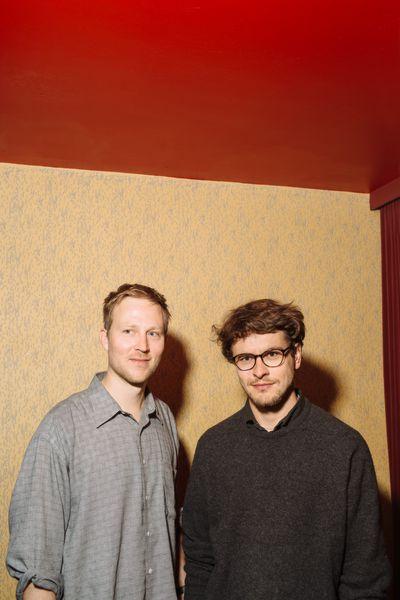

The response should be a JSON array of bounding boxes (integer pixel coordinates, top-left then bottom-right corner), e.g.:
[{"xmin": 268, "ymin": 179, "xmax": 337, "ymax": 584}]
[{"xmin": 16, "ymin": 571, "xmax": 63, "ymax": 600}]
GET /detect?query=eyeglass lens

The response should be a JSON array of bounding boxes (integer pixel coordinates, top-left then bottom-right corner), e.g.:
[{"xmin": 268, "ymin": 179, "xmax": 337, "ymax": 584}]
[{"xmin": 234, "ymin": 348, "xmax": 289, "ymax": 371}]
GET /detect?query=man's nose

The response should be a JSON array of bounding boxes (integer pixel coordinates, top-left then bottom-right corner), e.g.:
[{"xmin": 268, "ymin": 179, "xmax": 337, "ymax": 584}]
[
  {"xmin": 135, "ymin": 332, "xmax": 149, "ymax": 353},
  {"xmin": 253, "ymin": 356, "xmax": 269, "ymax": 378}
]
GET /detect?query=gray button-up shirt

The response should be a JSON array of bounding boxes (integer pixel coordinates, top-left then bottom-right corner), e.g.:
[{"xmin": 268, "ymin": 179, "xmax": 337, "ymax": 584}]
[{"xmin": 7, "ymin": 373, "xmax": 179, "ymax": 600}]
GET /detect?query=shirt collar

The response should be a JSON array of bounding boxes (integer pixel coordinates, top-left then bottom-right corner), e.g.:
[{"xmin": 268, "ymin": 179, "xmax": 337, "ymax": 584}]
[
  {"xmin": 88, "ymin": 372, "xmax": 159, "ymax": 428},
  {"xmin": 243, "ymin": 389, "xmax": 304, "ymax": 432}
]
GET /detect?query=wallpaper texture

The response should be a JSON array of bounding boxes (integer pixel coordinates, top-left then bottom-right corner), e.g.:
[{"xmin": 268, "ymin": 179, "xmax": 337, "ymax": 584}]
[{"xmin": 0, "ymin": 163, "xmax": 390, "ymax": 595}]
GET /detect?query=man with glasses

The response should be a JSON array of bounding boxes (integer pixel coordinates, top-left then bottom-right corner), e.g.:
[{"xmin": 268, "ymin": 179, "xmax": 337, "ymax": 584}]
[{"xmin": 182, "ymin": 299, "xmax": 390, "ymax": 600}]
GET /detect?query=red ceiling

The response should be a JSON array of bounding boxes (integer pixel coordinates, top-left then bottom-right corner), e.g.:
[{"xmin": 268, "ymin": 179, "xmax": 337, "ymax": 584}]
[{"xmin": 1, "ymin": 1, "xmax": 399, "ymax": 192}]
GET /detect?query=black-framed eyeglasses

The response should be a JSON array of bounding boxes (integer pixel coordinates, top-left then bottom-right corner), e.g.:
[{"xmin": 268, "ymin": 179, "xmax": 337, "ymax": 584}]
[{"xmin": 231, "ymin": 346, "xmax": 293, "ymax": 371}]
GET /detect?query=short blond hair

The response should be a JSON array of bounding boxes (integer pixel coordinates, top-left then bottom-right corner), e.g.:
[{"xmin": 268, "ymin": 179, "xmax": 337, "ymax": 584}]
[{"xmin": 103, "ymin": 283, "xmax": 171, "ymax": 333}]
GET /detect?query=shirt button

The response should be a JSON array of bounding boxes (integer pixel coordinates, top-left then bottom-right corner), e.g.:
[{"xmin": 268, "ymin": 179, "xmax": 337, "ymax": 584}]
[
  {"xmin": 146, "ymin": 530, "xmax": 151, "ymax": 537},
  {"xmin": 145, "ymin": 495, "xmax": 149, "ymax": 501},
  {"xmin": 148, "ymin": 568, "xmax": 153, "ymax": 574},
  {"xmin": 142, "ymin": 459, "xmax": 146, "ymax": 465}
]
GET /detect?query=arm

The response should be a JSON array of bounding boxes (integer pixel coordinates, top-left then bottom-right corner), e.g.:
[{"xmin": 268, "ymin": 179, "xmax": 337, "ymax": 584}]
[
  {"xmin": 182, "ymin": 440, "xmax": 215, "ymax": 600},
  {"xmin": 7, "ymin": 427, "xmax": 70, "ymax": 600},
  {"xmin": 338, "ymin": 438, "xmax": 391, "ymax": 599}
]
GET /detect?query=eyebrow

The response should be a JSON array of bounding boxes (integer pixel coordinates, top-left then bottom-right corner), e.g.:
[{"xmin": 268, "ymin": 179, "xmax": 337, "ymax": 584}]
[
  {"xmin": 122, "ymin": 323, "xmax": 164, "ymax": 331},
  {"xmin": 236, "ymin": 346, "xmax": 288, "ymax": 355}
]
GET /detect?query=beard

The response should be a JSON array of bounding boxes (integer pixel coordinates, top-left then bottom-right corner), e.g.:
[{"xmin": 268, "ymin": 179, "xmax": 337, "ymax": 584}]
[{"xmin": 245, "ymin": 379, "xmax": 295, "ymax": 413}]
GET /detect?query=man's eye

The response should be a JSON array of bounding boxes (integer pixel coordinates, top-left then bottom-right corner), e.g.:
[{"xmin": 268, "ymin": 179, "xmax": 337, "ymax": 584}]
[
  {"xmin": 237, "ymin": 355, "xmax": 253, "ymax": 363},
  {"xmin": 148, "ymin": 331, "xmax": 160, "ymax": 337},
  {"xmin": 123, "ymin": 329, "xmax": 132, "ymax": 334}
]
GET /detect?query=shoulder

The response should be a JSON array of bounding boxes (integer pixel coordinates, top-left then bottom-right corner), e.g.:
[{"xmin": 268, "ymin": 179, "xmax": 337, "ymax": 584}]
[
  {"xmin": 31, "ymin": 384, "xmax": 93, "ymax": 449},
  {"xmin": 154, "ymin": 396, "xmax": 176, "ymax": 424},
  {"xmin": 153, "ymin": 396, "xmax": 179, "ymax": 460},
  {"xmin": 153, "ymin": 396, "xmax": 178, "ymax": 438},
  {"xmin": 307, "ymin": 401, "xmax": 371, "ymax": 454},
  {"xmin": 195, "ymin": 407, "xmax": 245, "ymax": 452}
]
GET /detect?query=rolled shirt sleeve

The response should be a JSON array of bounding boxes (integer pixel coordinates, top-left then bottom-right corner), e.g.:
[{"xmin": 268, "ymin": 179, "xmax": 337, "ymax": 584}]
[{"xmin": 7, "ymin": 424, "xmax": 70, "ymax": 599}]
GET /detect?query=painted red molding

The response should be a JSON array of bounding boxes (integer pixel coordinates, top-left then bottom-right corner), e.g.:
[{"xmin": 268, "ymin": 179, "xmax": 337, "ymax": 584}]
[{"xmin": 370, "ymin": 177, "xmax": 400, "ymax": 210}]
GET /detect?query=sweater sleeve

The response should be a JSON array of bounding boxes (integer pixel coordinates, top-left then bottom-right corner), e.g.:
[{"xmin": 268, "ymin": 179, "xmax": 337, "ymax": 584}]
[
  {"xmin": 338, "ymin": 437, "xmax": 391, "ymax": 600},
  {"xmin": 7, "ymin": 428, "xmax": 70, "ymax": 600},
  {"xmin": 182, "ymin": 438, "xmax": 215, "ymax": 600}
]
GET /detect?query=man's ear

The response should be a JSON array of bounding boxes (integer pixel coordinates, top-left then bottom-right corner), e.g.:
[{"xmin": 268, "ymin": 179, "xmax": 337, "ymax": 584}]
[
  {"xmin": 294, "ymin": 344, "xmax": 302, "ymax": 370},
  {"xmin": 99, "ymin": 329, "xmax": 109, "ymax": 351}
]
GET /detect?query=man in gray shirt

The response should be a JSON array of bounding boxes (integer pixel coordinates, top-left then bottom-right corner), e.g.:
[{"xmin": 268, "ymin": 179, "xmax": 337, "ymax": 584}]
[{"xmin": 7, "ymin": 283, "xmax": 180, "ymax": 600}]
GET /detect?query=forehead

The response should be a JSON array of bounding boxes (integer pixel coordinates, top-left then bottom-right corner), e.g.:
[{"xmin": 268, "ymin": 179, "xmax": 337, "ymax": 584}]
[
  {"xmin": 232, "ymin": 331, "xmax": 288, "ymax": 355},
  {"xmin": 111, "ymin": 296, "xmax": 164, "ymax": 327}
]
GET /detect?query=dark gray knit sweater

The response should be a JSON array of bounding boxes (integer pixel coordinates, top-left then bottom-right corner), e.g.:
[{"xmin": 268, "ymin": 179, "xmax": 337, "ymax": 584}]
[{"xmin": 182, "ymin": 394, "xmax": 391, "ymax": 600}]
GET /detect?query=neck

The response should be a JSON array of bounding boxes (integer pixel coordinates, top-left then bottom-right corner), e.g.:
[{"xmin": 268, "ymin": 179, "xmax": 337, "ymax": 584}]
[
  {"xmin": 249, "ymin": 388, "xmax": 298, "ymax": 432},
  {"xmin": 101, "ymin": 370, "xmax": 146, "ymax": 421}
]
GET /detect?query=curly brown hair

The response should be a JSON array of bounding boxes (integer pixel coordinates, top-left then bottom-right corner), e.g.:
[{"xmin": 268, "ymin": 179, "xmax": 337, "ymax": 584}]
[
  {"xmin": 103, "ymin": 283, "xmax": 171, "ymax": 333},
  {"xmin": 213, "ymin": 299, "xmax": 305, "ymax": 361}
]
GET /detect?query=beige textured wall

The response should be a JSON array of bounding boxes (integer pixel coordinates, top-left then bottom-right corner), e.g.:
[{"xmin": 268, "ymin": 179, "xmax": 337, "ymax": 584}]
[{"xmin": 1, "ymin": 162, "xmax": 390, "ymax": 595}]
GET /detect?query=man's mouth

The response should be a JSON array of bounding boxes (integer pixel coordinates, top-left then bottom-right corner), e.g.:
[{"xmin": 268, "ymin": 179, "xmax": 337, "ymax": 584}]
[{"xmin": 129, "ymin": 357, "xmax": 150, "ymax": 363}]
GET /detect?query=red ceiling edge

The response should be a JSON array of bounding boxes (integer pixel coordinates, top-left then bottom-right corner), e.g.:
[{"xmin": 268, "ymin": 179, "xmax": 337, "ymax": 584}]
[{"xmin": 370, "ymin": 176, "xmax": 400, "ymax": 210}]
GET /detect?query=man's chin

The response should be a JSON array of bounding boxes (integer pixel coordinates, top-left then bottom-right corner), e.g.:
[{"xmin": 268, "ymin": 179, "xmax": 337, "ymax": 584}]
[
  {"xmin": 126, "ymin": 375, "xmax": 150, "ymax": 387},
  {"xmin": 116, "ymin": 370, "xmax": 151, "ymax": 388},
  {"xmin": 251, "ymin": 396, "xmax": 283, "ymax": 412},
  {"xmin": 249, "ymin": 387, "xmax": 293, "ymax": 413}
]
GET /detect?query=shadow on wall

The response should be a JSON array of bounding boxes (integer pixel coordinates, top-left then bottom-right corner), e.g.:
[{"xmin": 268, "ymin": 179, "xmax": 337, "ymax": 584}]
[
  {"xmin": 295, "ymin": 356, "xmax": 339, "ymax": 414},
  {"xmin": 150, "ymin": 333, "xmax": 191, "ymax": 508}
]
